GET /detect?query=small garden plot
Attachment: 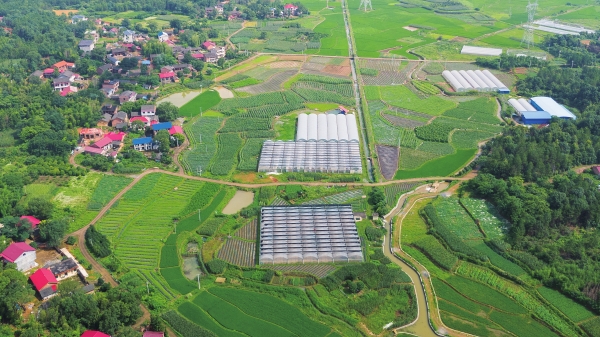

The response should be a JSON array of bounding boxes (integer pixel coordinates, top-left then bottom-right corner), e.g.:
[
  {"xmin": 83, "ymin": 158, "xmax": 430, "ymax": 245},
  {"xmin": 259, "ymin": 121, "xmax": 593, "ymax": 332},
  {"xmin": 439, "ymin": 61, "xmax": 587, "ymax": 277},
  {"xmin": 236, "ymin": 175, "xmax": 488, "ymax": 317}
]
[
  {"xmin": 182, "ymin": 117, "xmax": 220, "ymax": 175},
  {"xmin": 432, "ymin": 197, "xmax": 483, "ymax": 241},
  {"xmin": 538, "ymin": 287, "xmax": 595, "ymax": 323},
  {"xmin": 238, "ymin": 138, "xmax": 266, "ymax": 171},
  {"xmin": 460, "ymin": 198, "xmax": 508, "ymax": 240},
  {"xmin": 377, "ymin": 145, "xmax": 399, "ymax": 180},
  {"xmin": 237, "ymin": 70, "xmax": 298, "ymax": 95},
  {"xmin": 300, "ymin": 57, "xmax": 352, "ymax": 79},
  {"xmin": 581, "ymin": 317, "xmax": 600, "ymax": 337},
  {"xmin": 87, "ymin": 175, "xmax": 132, "ymax": 210},
  {"xmin": 384, "ymin": 183, "xmax": 417, "ymax": 207},
  {"xmin": 161, "ymin": 266, "xmax": 198, "ymax": 295},
  {"xmin": 489, "ymin": 310, "xmax": 559, "ymax": 337},
  {"xmin": 422, "ymin": 62, "xmax": 444, "ymax": 75},
  {"xmin": 446, "ymin": 276, "xmax": 527, "ymax": 314},
  {"xmin": 412, "ymin": 80, "xmax": 440, "ymax": 95},
  {"xmin": 303, "ymin": 189, "xmax": 364, "ymax": 205},
  {"xmin": 469, "ymin": 242, "xmax": 527, "ymax": 277},
  {"xmin": 451, "ymin": 130, "xmax": 496, "ymax": 149},
  {"xmin": 193, "ymin": 292, "xmax": 296, "ymax": 337},
  {"xmin": 264, "ymin": 264, "xmax": 337, "ymax": 278},
  {"xmin": 378, "ymin": 85, "xmax": 456, "ymax": 115},
  {"xmin": 234, "ymin": 219, "xmax": 258, "ymax": 240},
  {"xmin": 210, "ymin": 133, "xmax": 243, "ymax": 176},
  {"xmin": 381, "ymin": 113, "xmax": 425, "ymax": 128},
  {"xmin": 217, "ymin": 238, "xmax": 256, "ymax": 267},
  {"xmin": 270, "ymin": 196, "xmax": 290, "ymax": 206},
  {"xmin": 358, "ymin": 59, "xmax": 416, "ymax": 85},
  {"xmin": 228, "ymin": 78, "xmax": 262, "ymax": 89},
  {"xmin": 442, "ymin": 97, "xmax": 500, "ymax": 125}
]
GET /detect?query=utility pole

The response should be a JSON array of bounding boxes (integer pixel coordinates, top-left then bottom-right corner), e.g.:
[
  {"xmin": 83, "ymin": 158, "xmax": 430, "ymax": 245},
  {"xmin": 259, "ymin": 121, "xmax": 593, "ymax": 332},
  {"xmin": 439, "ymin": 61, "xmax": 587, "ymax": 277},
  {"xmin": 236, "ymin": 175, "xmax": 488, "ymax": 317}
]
[
  {"xmin": 198, "ymin": 209, "xmax": 202, "ymax": 221},
  {"xmin": 146, "ymin": 281, "xmax": 150, "ymax": 295},
  {"xmin": 197, "ymin": 274, "xmax": 201, "ymax": 289}
]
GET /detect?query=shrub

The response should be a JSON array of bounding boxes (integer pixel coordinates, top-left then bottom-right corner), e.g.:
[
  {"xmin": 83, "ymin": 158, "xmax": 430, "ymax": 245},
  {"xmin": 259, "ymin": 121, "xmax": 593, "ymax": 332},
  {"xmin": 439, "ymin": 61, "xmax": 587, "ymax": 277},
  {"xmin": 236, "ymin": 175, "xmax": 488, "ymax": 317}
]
[
  {"xmin": 85, "ymin": 225, "xmax": 112, "ymax": 258},
  {"xmin": 365, "ymin": 226, "xmax": 385, "ymax": 242},
  {"xmin": 66, "ymin": 236, "xmax": 77, "ymax": 245},
  {"xmin": 413, "ymin": 236, "xmax": 458, "ymax": 270},
  {"xmin": 206, "ymin": 259, "xmax": 227, "ymax": 274},
  {"xmin": 162, "ymin": 311, "xmax": 216, "ymax": 337}
]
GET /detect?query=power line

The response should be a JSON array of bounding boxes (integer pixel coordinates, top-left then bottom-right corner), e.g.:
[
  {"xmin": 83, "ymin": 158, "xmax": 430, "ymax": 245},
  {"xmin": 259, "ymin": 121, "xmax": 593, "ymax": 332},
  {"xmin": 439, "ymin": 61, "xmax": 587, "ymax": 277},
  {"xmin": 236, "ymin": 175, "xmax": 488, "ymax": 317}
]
[{"xmin": 521, "ymin": 0, "xmax": 538, "ymax": 49}]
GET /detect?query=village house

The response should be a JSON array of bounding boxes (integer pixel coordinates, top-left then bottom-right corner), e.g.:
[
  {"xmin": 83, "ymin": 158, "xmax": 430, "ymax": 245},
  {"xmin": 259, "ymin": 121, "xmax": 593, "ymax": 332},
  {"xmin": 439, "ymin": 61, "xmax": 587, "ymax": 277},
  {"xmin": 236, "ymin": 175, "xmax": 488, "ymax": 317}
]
[
  {"xmin": 52, "ymin": 77, "xmax": 70, "ymax": 91},
  {"xmin": 130, "ymin": 116, "xmax": 150, "ymax": 127},
  {"xmin": 97, "ymin": 114, "xmax": 112, "ymax": 127},
  {"xmin": 133, "ymin": 137, "xmax": 156, "ymax": 151},
  {"xmin": 111, "ymin": 48, "xmax": 128, "ymax": 57},
  {"xmin": 283, "ymin": 4, "xmax": 299, "ymax": 15},
  {"xmin": 20, "ymin": 215, "xmax": 41, "ymax": 230},
  {"xmin": 101, "ymin": 104, "xmax": 119, "ymax": 115},
  {"xmin": 202, "ymin": 40, "xmax": 216, "ymax": 51},
  {"xmin": 110, "ymin": 112, "xmax": 129, "ymax": 127},
  {"xmin": 123, "ymin": 30, "xmax": 136, "ymax": 43},
  {"xmin": 172, "ymin": 64, "xmax": 194, "ymax": 72},
  {"xmin": 81, "ymin": 331, "xmax": 110, "ymax": 337},
  {"xmin": 205, "ymin": 50, "xmax": 219, "ymax": 63},
  {"xmin": 79, "ymin": 128, "xmax": 103, "ymax": 140},
  {"xmin": 85, "ymin": 30, "xmax": 99, "ymax": 43},
  {"xmin": 205, "ymin": 7, "xmax": 215, "ymax": 16},
  {"xmin": 592, "ymin": 166, "xmax": 600, "ymax": 176},
  {"xmin": 30, "ymin": 268, "xmax": 58, "ymax": 300},
  {"xmin": 215, "ymin": 46, "xmax": 226, "ymax": 58},
  {"xmin": 53, "ymin": 60, "xmax": 76, "ymax": 72},
  {"xmin": 107, "ymin": 56, "xmax": 120, "ymax": 66},
  {"xmin": 191, "ymin": 53, "xmax": 204, "ymax": 60},
  {"xmin": 119, "ymin": 91, "xmax": 137, "ymax": 104},
  {"xmin": 169, "ymin": 125, "xmax": 184, "ymax": 135},
  {"xmin": 106, "ymin": 131, "xmax": 126, "ymax": 148},
  {"xmin": 158, "ymin": 31, "xmax": 169, "ymax": 42},
  {"xmin": 30, "ymin": 70, "xmax": 44, "ymax": 80},
  {"xmin": 49, "ymin": 258, "xmax": 78, "ymax": 281},
  {"xmin": 71, "ymin": 15, "xmax": 88, "ymax": 24},
  {"xmin": 228, "ymin": 10, "xmax": 243, "ymax": 21},
  {"xmin": 86, "ymin": 136, "xmax": 113, "ymax": 154},
  {"xmin": 78, "ymin": 40, "xmax": 95, "ymax": 52},
  {"xmin": 159, "ymin": 71, "xmax": 177, "ymax": 83},
  {"xmin": 97, "ymin": 64, "xmax": 113, "ymax": 75},
  {"xmin": 140, "ymin": 105, "xmax": 156, "ymax": 117},
  {"xmin": 94, "ymin": 18, "xmax": 102, "ymax": 25},
  {"xmin": 152, "ymin": 122, "xmax": 172, "ymax": 135},
  {"xmin": 0, "ymin": 242, "xmax": 37, "ymax": 272}
]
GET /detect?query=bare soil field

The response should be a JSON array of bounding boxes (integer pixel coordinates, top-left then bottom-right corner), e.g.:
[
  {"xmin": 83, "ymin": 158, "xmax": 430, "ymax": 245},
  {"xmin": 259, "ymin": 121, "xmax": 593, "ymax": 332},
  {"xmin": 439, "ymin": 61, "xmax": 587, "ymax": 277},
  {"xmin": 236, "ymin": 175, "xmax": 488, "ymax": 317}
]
[{"xmin": 377, "ymin": 145, "xmax": 399, "ymax": 180}]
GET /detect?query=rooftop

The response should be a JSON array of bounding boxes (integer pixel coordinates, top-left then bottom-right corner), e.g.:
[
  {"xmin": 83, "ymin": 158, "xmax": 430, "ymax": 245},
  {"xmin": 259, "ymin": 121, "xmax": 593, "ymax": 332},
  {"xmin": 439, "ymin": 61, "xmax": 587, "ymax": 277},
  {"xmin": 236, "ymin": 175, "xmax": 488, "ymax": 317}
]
[
  {"xmin": 530, "ymin": 96, "xmax": 576, "ymax": 119},
  {"xmin": 1, "ymin": 242, "xmax": 35, "ymax": 263},
  {"xmin": 49, "ymin": 258, "xmax": 78, "ymax": 275},
  {"xmin": 84, "ymin": 146, "xmax": 104, "ymax": 155},
  {"xmin": 521, "ymin": 111, "xmax": 552, "ymax": 119},
  {"xmin": 91, "ymin": 136, "xmax": 112, "ymax": 148},
  {"xmin": 133, "ymin": 137, "xmax": 153, "ymax": 145},
  {"xmin": 152, "ymin": 122, "xmax": 173, "ymax": 131},
  {"xmin": 30, "ymin": 268, "xmax": 57, "ymax": 291},
  {"xmin": 81, "ymin": 331, "xmax": 110, "ymax": 337},
  {"xmin": 20, "ymin": 215, "xmax": 41, "ymax": 228}
]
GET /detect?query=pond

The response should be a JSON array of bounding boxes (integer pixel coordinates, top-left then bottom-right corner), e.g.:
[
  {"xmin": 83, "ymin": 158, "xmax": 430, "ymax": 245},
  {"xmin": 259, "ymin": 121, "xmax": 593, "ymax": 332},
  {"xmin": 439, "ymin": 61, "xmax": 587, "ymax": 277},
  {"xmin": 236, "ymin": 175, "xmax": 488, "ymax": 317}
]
[
  {"xmin": 182, "ymin": 256, "xmax": 202, "ymax": 280},
  {"xmin": 222, "ymin": 190, "xmax": 255, "ymax": 215},
  {"xmin": 156, "ymin": 91, "xmax": 201, "ymax": 107}
]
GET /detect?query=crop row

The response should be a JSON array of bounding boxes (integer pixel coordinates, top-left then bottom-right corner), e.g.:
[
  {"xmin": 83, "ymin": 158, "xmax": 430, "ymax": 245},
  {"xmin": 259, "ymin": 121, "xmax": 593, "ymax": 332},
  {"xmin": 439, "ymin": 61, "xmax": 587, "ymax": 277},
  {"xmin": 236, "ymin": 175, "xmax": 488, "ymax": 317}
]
[
  {"xmin": 384, "ymin": 183, "xmax": 417, "ymax": 206},
  {"xmin": 433, "ymin": 198, "xmax": 483, "ymax": 240},
  {"xmin": 414, "ymin": 236, "xmax": 458, "ymax": 270},
  {"xmin": 456, "ymin": 262, "xmax": 580, "ymax": 337},
  {"xmin": 242, "ymin": 130, "xmax": 276, "ymax": 138},
  {"xmin": 292, "ymin": 81, "xmax": 354, "ymax": 97},
  {"xmin": 297, "ymin": 74, "xmax": 352, "ymax": 84},
  {"xmin": 415, "ymin": 123, "xmax": 454, "ymax": 142},
  {"xmin": 163, "ymin": 310, "xmax": 216, "ymax": 337},
  {"xmin": 138, "ymin": 270, "xmax": 176, "ymax": 300},
  {"xmin": 234, "ymin": 219, "xmax": 258, "ymax": 240},
  {"xmin": 179, "ymin": 183, "xmax": 221, "ymax": 217},
  {"xmin": 292, "ymin": 88, "xmax": 355, "ymax": 105},
  {"xmin": 460, "ymin": 198, "xmax": 507, "ymax": 240},
  {"xmin": 242, "ymin": 103, "xmax": 304, "ymax": 118},
  {"xmin": 182, "ymin": 117, "xmax": 220, "ymax": 175},
  {"xmin": 265, "ymin": 264, "xmax": 337, "ymax": 278},
  {"xmin": 238, "ymin": 138, "xmax": 265, "ymax": 171},
  {"xmin": 220, "ymin": 117, "xmax": 272, "ymax": 132},
  {"xmin": 412, "ymin": 80, "xmax": 440, "ymax": 95},
  {"xmin": 214, "ymin": 92, "xmax": 284, "ymax": 113},
  {"xmin": 210, "ymin": 133, "xmax": 242, "ymax": 176},
  {"xmin": 217, "ymin": 238, "xmax": 255, "ymax": 267}
]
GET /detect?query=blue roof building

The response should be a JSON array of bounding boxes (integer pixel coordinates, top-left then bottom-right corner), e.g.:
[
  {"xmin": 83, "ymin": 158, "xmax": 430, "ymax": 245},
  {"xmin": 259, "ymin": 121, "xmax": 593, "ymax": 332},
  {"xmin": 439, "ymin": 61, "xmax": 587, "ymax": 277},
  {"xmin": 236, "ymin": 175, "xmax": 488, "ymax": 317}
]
[
  {"xmin": 521, "ymin": 111, "xmax": 552, "ymax": 125},
  {"xmin": 152, "ymin": 122, "xmax": 172, "ymax": 131},
  {"xmin": 132, "ymin": 137, "xmax": 153, "ymax": 145},
  {"xmin": 530, "ymin": 97, "xmax": 576, "ymax": 120}
]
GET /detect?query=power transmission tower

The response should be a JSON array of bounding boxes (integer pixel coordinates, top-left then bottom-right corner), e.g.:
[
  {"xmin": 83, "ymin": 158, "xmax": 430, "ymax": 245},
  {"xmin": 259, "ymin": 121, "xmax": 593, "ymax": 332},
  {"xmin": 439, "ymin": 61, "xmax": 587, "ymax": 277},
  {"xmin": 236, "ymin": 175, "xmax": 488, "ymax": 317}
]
[
  {"xmin": 358, "ymin": 0, "xmax": 372, "ymax": 12},
  {"xmin": 521, "ymin": 0, "xmax": 538, "ymax": 49}
]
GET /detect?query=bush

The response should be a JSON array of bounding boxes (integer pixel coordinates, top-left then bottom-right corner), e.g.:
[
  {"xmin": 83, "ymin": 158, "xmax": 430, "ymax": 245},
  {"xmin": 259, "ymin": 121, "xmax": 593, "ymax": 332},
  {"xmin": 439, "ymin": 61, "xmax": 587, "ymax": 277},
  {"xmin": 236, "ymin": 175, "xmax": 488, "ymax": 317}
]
[
  {"xmin": 85, "ymin": 225, "xmax": 112, "ymax": 258},
  {"xmin": 365, "ymin": 226, "xmax": 385, "ymax": 242},
  {"xmin": 162, "ymin": 311, "xmax": 216, "ymax": 337},
  {"xmin": 206, "ymin": 259, "xmax": 227, "ymax": 274},
  {"xmin": 66, "ymin": 236, "xmax": 77, "ymax": 245},
  {"xmin": 413, "ymin": 236, "xmax": 458, "ymax": 270}
]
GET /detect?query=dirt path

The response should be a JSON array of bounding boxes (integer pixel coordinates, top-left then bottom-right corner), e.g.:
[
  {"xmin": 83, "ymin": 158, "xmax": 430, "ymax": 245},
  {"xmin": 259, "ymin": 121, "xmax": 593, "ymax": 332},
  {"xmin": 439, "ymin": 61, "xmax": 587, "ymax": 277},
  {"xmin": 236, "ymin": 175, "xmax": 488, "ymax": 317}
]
[
  {"xmin": 173, "ymin": 133, "xmax": 190, "ymax": 175},
  {"xmin": 495, "ymin": 97, "xmax": 503, "ymax": 122},
  {"xmin": 225, "ymin": 23, "xmax": 246, "ymax": 50}
]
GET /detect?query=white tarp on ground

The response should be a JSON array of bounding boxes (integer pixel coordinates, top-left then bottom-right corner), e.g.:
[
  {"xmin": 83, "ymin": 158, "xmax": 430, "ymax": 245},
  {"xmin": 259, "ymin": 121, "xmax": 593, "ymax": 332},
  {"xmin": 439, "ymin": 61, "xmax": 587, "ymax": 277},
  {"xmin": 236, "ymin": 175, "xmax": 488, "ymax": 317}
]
[{"xmin": 461, "ymin": 45, "xmax": 503, "ymax": 56}]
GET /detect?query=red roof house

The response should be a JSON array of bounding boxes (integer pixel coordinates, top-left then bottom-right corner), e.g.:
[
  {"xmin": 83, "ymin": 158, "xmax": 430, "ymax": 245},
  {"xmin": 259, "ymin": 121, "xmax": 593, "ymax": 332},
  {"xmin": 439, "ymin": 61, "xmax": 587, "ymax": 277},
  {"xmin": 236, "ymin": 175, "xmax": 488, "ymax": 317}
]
[
  {"xmin": 143, "ymin": 332, "xmax": 164, "ymax": 337},
  {"xmin": 106, "ymin": 132, "xmax": 126, "ymax": 142},
  {"xmin": 130, "ymin": 116, "xmax": 148, "ymax": 123},
  {"xmin": 202, "ymin": 41, "xmax": 216, "ymax": 50},
  {"xmin": 169, "ymin": 125, "xmax": 184, "ymax": 135},
  {"xmin": 284, "ymin": 4, "xmax": 298, "ymax": 12},
  {"xmin": 150, "ymin": 120, "xmax": 159, "ymax": 125},
  {"xmin": 159, "ymin": 71, "xmax": 176, "ymax": 83},
  {"xmin": 60, "ymin": 86, "xmax": 77, "ymax": 96},
  {"xmin": 53, "ymin": 61, "xmax": 76, "ymax": 71},
  {"xmin": 81, "ymin": 331, "xmax": 111, "ymax": 337},
  {"xmin": 90, "ymin": 136, "xmax": 113, "ymax": 150},
  {"xmin": 30, "ymin": 268, "xmax": 58, "ymax": 300},
  {"xmin": 593, "ymin": 166, "xmax": 600, "ymax": 176},
  {"xmin": 20, "ymin": 215, "xmax": 41, "ymax": 229},
  {"xmin": 191, "ymin": 53, "xmax": 204, "ymax": 60},
  {"xmin": 0, "ymin": 242, "xmax": 37, "ymax": 271},
  {"xmin": 84, "ymin": 146, "xmax": 104, "ymax": 155}
]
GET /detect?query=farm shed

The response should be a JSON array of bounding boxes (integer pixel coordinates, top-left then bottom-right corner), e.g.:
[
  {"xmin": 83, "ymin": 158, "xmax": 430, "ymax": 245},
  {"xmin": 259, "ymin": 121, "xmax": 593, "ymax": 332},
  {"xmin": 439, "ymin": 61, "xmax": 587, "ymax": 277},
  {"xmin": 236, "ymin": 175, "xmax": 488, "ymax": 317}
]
[
  {"xmin": 258, "ymin": 140, "xmax": 362, "ymax": 173},
  {"xmin": 518, "ymin": 98, "xmax": 536, "ymax": 112},
  {"xmin": 461, "ymin": 45, "xmax": 503, "ymax": 56},
  {"xmin": 259, "ymin": 205, "xmax": 363, "ymax": 264},
  {"xmin": 459, "ymin": 70, "xmax": 480, "ymax": 90},
  {"xmin": 296, "ymin": 113, "xmax": 308, "ymax": 141},
  {"xmin": 442, "ymin": 70, "xmax": 465, "ymax": 92},
  {"xmin": 466, "ymin": 70, "xmax": 489, "ymax": 91},
  {"xmin": 482, "ymin": 70, "xmax": 510, "ymax": 94},
  {"xmin": 296, "ymin": 113, "xmax": 360, "ymax": 142},
  {"xmin": 508, "ymin": 98, "xmax": 527, "ymax": 114},
  {"xmin": 530, "ymin": 97, "xmax": 576, "ymax": 120},
  {"xmin": 450, "ymin": 70, "xmax": 472, "ymax": 90},
  {"xmin": 521, "ymin": 111, "xmax": 552, "ymax": 125}
]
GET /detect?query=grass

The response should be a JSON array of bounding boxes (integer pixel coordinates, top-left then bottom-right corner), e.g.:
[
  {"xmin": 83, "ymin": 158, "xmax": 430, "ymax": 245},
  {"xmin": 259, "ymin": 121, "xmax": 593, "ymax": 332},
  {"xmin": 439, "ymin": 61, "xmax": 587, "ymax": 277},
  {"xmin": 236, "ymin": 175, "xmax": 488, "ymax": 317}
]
[
  {"xmin": 23, "ymin": 183, "xmax": 57, "ymax": 202},
  {"xmin": 433, "ymin": 278, "xmax": 490, "ymax": 315},
  {"xmin": 394, "ymin": 148, "xmax": 476, "ymax": 179},
  {"xmin": 209, "ymin": 287, "xmax": 331, "ymax": 336},
  {"xmin": 179, "ymin": 90, "xmax": 222, "ymax": 118},
  {"xmin": 470, "ymin": 242, "xmax": 527, "ymax": 277},
  {"xmin": 160, "ymin": 267, "xmax": 197, "ymax": 294},
  {"xmin": 193, "ymin": 291, "xmax": 297, "ymax": 337},
  {"xmin": 305, "ymin": 103, "xmax": 340, "ymax": 111},
  {"xmin": 368, "ymin": 85, "xmax": 456, "ymax": 116},
  {"xmin": 538, "ymin": 287, "xmax": 594, "ymax": 323},
  {"xmin": 274, "ymin": 111, "xmax": 302, "ymax": 141},
  {"xmin": 178, "ymin": 302, "xmax": 246, "ymax": 337}
]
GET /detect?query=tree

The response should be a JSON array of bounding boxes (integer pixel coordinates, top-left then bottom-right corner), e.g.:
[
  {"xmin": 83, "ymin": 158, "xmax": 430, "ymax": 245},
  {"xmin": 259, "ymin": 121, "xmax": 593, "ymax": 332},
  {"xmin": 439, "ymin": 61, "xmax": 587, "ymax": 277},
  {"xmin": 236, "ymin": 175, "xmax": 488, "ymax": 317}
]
[
  {"xmin": 121, "ymin": 18, "xmax": 131, "ymax": 28},
  {"xmin": 119, "ymin": 57, "xmax": 139, "ymax": 71},
  {"xmin": 155, "ymin": 130, "xmax": 170, "ymax": 153},
  {"xmin": 171, "ymin": 133, "xmax": 185, "ymax": 147},
  {"xmin": 217, "ymin": 57, "xmax": 225, "ymax": 68},
  {"xmin": 259, "ymin": 31, "xmax": 267, "ymax": 40},
  {"xmin": 148, "ymin": 22, "xmax": 158, "ymax": 32},
  {"xmin": 156, "ymin": 102, "xmax": 180, "ymax": 121},
  {"xmin": 38, "ymin": 219, "xmax": 67, "ymax": 248},
  {"xmin": 0, "ymin": 266, "xmax": 33, "ymax": 324},
  {"xmin": 27, "ymin": 197, "xmax": 54, "ymax": 220},
  {"xmin": 27, "ymin": 130, "xmax": 75, "ymax": 157},
  {"xmin": 170, "ymin": 19, "xmax": 182, "ymax": 30},
  {"xmin": 0, "ymin": 217, "xmax": 32, "ymax": 242}
]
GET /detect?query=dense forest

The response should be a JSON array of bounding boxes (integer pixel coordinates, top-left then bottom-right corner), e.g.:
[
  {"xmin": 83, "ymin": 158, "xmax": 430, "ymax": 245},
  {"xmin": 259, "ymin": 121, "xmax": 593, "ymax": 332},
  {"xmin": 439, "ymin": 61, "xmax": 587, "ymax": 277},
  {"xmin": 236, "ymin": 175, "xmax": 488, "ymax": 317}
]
[{"xmin": 469, "ymin": 45, "xmax": 600, "ymax": 310}]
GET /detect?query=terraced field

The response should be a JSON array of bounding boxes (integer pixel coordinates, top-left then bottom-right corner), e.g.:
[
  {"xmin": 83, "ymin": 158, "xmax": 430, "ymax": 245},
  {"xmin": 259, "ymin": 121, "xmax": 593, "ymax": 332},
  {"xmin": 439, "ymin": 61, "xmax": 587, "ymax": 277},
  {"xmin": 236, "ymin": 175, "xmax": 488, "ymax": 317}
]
[{"xmin": 217, "ymin": 238, "xmax": 256, "ymax": 267}]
